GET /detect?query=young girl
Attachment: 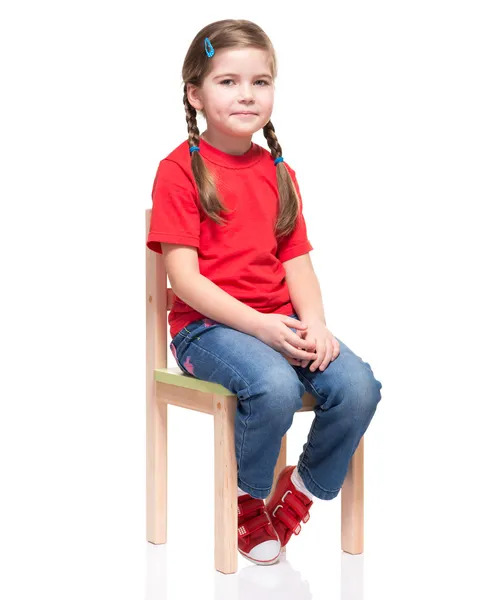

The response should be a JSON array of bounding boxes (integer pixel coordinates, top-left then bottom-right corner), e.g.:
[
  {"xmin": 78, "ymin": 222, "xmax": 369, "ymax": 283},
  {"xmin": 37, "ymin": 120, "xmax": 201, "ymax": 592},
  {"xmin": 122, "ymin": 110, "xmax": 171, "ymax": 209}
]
[{"xmin": 147, "ymin": 19, "xmax": 383, "ymax": 566}]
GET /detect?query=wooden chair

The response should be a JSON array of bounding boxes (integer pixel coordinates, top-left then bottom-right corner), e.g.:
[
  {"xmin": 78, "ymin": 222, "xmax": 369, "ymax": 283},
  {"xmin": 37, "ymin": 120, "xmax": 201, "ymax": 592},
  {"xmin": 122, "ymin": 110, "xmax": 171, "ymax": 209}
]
[{"xmin": 145, "ymin": 208, "xmax": 364, "ymax": 574}]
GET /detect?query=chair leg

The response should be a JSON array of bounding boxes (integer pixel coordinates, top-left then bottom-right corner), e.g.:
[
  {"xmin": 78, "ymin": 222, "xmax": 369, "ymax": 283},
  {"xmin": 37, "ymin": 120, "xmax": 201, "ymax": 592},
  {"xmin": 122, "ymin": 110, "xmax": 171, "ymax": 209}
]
[
  {"xmin": 147, "ymin": 389, "xmax": 168, "ymax": 544},
  {"xmin": 341, "ymin": 436, "xmax": 364, "ymax": 554},
  {"xmin": 266, "ymin": 434, "xmax": 287, "ymax": 556},
  {"xmin": 267, "ymin": 434, "xmax": 287, "ymax": 502},
  {"xmin": 214, "ymin": 395, "xmax": 238, "ymax": 574}
]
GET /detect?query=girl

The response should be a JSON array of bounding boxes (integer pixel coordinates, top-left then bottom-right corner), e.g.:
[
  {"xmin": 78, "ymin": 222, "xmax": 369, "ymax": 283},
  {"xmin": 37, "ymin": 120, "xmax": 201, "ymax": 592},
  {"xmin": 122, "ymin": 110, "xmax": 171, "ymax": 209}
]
[{"xmin": 147, "ymin": 19, "xmax": 383, "ymax": 566}]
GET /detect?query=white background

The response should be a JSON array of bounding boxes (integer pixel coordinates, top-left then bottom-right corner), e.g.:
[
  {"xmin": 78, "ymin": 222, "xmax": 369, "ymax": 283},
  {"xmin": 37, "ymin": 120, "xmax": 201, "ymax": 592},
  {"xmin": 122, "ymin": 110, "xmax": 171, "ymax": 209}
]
[{"xmin": 1, "ymin": 1, "xmax": 487, "ymax": 599}]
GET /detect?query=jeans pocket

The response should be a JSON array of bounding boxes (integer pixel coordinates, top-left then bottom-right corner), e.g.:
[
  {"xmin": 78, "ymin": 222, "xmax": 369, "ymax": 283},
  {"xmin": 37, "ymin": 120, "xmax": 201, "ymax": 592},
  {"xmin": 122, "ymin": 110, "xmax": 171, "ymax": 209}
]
[
  {"xmin": 170, "ymin": 340, "xmax": 192, "ymax": 375},
  {"xmin": 184, "ymin": 318, "xmax": 219, "ymax": 341},
  {"xmin": 169, "ymin": 332, "xmax": 190, "ymax": 373},
  {"xmin": 170, "ymin": 318, "xmax": 221, "ymax": 376}
]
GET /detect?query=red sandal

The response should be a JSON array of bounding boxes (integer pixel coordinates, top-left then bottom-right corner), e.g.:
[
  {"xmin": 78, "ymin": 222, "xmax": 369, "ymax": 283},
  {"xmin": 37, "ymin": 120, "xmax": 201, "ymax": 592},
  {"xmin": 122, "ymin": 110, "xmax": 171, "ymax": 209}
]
[
  {"xmin": 265, "ymin": 466, "xmax": 313, "ymax": 549},
  {"xmin": 238, "ymin": 493, "xmax": 281, "ymax": 565}
]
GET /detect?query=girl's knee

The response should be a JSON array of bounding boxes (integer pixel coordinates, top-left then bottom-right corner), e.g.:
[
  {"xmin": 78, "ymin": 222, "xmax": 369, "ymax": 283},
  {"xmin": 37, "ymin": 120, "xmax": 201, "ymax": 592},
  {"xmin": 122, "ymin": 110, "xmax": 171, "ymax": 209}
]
[
  {"xmin": 325, "ymin": 361, "xmax": 382, "ymax": 416},
  {"xmin": 346, "ymin": 364, "xmax": 382, "ymax": 415},
  {"xmin": 249, "ymin": 372, "xmax": 305, "ymax": 417}
]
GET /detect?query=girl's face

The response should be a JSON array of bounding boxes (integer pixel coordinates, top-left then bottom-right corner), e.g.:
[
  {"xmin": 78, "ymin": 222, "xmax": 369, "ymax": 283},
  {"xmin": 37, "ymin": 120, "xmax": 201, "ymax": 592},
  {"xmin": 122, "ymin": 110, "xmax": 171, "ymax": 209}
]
[{"xmin": 187, "ymin": 47, "xmax": 275, "ymax": 141}]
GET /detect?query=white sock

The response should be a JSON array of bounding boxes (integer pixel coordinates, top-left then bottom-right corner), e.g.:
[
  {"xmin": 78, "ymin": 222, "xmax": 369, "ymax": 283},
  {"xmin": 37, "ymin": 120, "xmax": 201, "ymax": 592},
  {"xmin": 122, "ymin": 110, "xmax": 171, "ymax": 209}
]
[
  {"xmin": 237, "ymin": 486, "xmax": 248, "ymax": 497},
  {"xmin": 291, "ymin": 467, "xmax": 315, "ymax": 501}
]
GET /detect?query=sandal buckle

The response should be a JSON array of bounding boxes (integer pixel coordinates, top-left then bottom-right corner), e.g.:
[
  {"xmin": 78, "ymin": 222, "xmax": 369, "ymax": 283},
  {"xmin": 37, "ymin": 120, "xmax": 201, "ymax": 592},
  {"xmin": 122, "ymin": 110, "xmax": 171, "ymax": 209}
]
[{"xmin": 282, "ymin": 490, "xmax": 292, "ymax": 502}]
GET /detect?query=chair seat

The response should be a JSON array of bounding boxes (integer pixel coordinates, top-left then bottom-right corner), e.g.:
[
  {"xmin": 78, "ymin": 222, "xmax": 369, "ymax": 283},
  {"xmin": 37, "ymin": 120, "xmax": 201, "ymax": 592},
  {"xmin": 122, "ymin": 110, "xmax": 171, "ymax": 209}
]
[
  {"xmin": 154, "ymin": 367, "xmax": 318, "ymax": 411},
  {"xmin": 154, "ymin": 366, "xmax": 234, "ymax": 395}
]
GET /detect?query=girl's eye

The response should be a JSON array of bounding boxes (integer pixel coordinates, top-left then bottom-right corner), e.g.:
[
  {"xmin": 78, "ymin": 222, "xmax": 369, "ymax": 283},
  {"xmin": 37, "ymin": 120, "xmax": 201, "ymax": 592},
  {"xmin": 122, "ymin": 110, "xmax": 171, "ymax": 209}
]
[{"xmin": 220, "ymin": 79, "xmax": 269, "ymax": 86}]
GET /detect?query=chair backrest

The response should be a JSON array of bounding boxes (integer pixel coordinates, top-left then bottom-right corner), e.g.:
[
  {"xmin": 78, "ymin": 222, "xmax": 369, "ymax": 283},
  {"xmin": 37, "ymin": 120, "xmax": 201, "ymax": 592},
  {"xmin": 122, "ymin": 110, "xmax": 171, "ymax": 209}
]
[{"xmin": 146, "ymin": 209, "xmax": 173, "ymax": 373}]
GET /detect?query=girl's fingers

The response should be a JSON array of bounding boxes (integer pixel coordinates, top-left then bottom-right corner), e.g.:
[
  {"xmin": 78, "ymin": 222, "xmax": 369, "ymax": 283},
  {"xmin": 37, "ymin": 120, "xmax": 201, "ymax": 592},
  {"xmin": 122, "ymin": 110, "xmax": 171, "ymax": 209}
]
[
  {"xmin": 296, "ymin": 345, "xmax": 309, "ymax": 368},
  {"xmin": 288, "ymin": 317, "xmax": 307, "ymax": 330},
  {"xmin": 289, "ymin": 332, "xmax": 315, "ymax": 351},
  {"xmin": 309, "ymin": 346, "xmax": 325, "ymax": 371},
  {"xmin": 319, "ymin": 342, "xmax": 334, "ymax": 370},
  {"xmin": 282, "ymin": 340, "xmax": 317, "ymax": 361},
  {"xmin": 283, "ymin": 353, "xmax": 306, "ymax": 367},
  {"xmin": 282, "ymin": 335, "xmax": 340, "ymax": 370}
]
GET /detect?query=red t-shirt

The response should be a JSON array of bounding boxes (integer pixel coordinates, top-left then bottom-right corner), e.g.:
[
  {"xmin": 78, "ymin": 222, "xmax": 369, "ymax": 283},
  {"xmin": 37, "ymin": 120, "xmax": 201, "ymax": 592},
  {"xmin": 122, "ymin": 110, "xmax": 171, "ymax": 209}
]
[{"xmin": 146, "ymin": 137, "xmax": 314, "ymax": 339}]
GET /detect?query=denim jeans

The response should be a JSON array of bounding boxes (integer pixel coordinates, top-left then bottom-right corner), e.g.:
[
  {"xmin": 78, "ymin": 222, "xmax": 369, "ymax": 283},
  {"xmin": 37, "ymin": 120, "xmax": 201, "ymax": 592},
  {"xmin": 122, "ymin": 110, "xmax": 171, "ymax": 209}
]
[{"xmin": 170, "ymin": 313, "xmax": 383, "ymax": 500}]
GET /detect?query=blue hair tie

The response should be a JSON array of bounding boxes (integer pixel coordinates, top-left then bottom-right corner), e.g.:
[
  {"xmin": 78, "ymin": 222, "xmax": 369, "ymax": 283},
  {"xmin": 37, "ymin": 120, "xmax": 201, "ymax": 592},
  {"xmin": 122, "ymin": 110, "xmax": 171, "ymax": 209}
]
[
  {"xmin": 274, "ymin": 156, "xmax": 284, "ymax": 165},
  {"xmin": 189, "ymin": 146, "xmax": 200, "ymax": 154},
  {"xmin": 204, "ymin": 38, "xmax": 214, "ymax": 58}
]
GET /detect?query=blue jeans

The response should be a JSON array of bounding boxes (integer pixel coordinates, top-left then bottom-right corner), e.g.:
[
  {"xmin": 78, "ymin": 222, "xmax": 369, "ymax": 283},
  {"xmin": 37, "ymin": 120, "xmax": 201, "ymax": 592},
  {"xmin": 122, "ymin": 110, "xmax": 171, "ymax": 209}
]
[{"xmin": 170, "ymin": 314, "xmax": 383, "ymax": 500}]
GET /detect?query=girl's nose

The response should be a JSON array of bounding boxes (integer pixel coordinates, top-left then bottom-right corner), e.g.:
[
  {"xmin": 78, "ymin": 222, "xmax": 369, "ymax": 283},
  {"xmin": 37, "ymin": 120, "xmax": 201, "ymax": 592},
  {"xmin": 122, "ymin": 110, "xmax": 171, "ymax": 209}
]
[{"xmin": 237, "ymin": 84, "xmax": 254, "ymax": 101}]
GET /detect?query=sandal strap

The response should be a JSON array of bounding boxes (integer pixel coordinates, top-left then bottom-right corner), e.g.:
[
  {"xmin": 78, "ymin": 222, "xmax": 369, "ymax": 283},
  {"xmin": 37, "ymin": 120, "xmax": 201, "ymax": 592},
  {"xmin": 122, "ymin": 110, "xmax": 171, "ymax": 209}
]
[
  {"xmin": 284, "ymin": 492, "xmax": 310, "ymax": 522},
  {"xmin": 237, "ymin": 497, "xmax": 265, "ymax": 518},
  {"xmin": 272, "ymin": 491, "xmax": 311, "ymax": 535},
  {"xmin": 237, "ymin": 512, "xmax": 271, "ymax": 538},
  {"xmin": 273, "ymin": 505, "xmax": 302, "ymax": 535}
]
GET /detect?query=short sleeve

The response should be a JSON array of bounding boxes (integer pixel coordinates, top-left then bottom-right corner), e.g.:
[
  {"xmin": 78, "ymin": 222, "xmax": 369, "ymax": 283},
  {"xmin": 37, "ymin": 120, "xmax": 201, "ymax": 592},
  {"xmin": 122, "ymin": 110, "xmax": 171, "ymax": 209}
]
[
  {"xmin": 276, "ymin": 166, "xmax": 314, "ymax": 263},
  {"xmin": 146, "ymin": 159, "xmax": 201, "ymax": 254}
]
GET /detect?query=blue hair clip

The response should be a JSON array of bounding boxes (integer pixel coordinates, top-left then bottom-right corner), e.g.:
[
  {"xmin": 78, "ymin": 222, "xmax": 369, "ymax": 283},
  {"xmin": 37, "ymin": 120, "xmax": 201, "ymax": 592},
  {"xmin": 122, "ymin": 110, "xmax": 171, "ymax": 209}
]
[
  {"xmin": 189, "ymin": 146, "xmax": 200, "ymax": 154},
  {"xmin": 274, "ymin": 156, "xmax": 284, "ymax": 165},
  {"xmin": 204, "ymin": 37, "xmax": 214, "ymax": 58}
]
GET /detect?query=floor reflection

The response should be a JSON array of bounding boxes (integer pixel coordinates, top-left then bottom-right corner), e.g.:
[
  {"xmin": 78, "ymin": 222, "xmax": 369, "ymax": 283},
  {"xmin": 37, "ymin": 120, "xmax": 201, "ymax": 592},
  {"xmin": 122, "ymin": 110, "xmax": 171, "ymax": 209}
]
[
  {"xmin": 146, "ymin": 543, "xmax": 364, "ymax": 600},
  {"xmin": 214, "ymin": 552, "xmax": 313, "ymax": 600}
]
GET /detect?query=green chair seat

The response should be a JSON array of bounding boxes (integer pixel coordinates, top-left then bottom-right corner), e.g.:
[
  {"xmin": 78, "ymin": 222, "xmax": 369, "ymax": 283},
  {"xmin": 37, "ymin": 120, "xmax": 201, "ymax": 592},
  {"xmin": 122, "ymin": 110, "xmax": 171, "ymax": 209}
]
[{"xmin": 154, "ymin": 367, "xmax": 235, "ymax": 395}]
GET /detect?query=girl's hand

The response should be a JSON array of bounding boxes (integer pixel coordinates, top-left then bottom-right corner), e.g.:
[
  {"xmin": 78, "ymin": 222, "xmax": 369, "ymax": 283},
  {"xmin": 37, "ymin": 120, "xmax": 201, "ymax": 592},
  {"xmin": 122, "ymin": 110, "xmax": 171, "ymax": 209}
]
[
  {"xmin": 281, "ymin": 329, "xmax": 311, "ymax": 367},
  {"xmin": 282, "ymin": 321, "xmax": 340, "ymax": 371},
  {"xmin": 304, "ymin": 321, "xmax": 340, "ymax": 371},
  {"xmin": 253, "ymin": 313, "xmax": 318, "ymax": 362}
]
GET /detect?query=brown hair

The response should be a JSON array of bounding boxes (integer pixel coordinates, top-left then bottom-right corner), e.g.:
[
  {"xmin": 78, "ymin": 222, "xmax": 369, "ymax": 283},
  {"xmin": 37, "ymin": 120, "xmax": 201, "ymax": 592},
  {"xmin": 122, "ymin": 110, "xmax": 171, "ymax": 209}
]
[{"xmin": 182, "ymin": 19, "xmax": 300, "ymax": 239}]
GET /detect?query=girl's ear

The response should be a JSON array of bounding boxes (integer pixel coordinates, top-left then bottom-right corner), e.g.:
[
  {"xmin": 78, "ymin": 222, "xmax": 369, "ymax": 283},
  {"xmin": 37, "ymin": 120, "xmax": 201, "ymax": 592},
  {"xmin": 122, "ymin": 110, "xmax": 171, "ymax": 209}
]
[{"xmin": 186, "ymin": 84, "xmax": 204, "ymax": 111}]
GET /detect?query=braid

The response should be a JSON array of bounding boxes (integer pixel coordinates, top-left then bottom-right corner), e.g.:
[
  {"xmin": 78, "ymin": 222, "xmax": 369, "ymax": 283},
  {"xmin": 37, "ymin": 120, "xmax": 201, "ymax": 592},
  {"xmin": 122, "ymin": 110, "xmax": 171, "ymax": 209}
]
[
  {"xmin": 263, "ymin": 120, "xmax": 300, "ymax": 238},
  {"xmin": 262, "ymin": 120, "xmax": 283, "ymax": 160},
  {"xmin": 183, "ymin": 90, "xmax": 200, "ymax": 150},
  {"xmin": 181, "ymin": 87, "xmax": 229, "ymax": 225}
]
